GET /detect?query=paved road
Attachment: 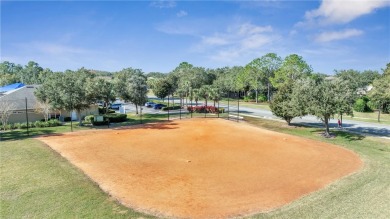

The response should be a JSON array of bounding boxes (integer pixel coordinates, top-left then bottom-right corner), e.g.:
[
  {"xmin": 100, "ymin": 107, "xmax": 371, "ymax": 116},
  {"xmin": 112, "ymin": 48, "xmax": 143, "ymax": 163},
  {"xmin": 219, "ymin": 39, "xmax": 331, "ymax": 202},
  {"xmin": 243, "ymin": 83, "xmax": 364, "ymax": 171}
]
[
  {"xmin": 121, "ymin": 99, "xmax": 390, "ymax": 138},
  {"xmin": 223, "ymin": 104, "xmax": 390, "ymax": 138}
]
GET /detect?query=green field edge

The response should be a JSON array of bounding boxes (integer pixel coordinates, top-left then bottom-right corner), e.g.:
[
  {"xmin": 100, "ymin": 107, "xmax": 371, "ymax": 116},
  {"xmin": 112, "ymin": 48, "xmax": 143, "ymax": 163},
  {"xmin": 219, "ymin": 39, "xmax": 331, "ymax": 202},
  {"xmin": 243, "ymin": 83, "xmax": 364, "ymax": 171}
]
[{"xmin": 1, "ymin": 114, "xmax": 389, "ymax": 218}]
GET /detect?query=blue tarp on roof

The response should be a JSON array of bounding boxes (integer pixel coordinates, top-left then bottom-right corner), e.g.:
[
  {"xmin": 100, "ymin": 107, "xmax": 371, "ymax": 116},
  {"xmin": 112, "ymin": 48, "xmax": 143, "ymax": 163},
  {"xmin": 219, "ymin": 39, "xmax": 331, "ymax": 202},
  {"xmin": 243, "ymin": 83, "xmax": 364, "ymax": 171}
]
[{"xmin": 0, "ymin": 83, "xmax": 25, "ymax": 92}]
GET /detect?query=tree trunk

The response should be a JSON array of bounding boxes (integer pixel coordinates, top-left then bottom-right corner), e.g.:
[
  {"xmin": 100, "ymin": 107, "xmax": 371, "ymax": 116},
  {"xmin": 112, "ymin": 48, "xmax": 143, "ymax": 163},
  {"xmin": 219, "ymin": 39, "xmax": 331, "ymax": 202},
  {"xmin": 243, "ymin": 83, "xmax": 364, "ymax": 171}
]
[
  {"xmin": 135, "ymin": 104, "xmax": 138, "ymax": 114},
  {"xmin": 341, "ymin": 113, "xmax": 343, "ymax": 127},
  {"xmin": 213, "ymin": 100, "xmax": 216, "ymax": 107},
  {"xmin": 105, "ymin": 101, "xmax": 109, "ymax": 115},
  {"xmin": 267, "ymin": 82, "xmax": 271, "ymax": 102},
  {"xmin": 255, "ymin": 89, "xmax": 258, "ymax": 103},
  {"xmin": 205, "ymin": 98, "xmax": 208, "ymax": 107},
  {"xmin": 77, "ymin": 110, "xmax": 83, "ymax": 126},
  {"xmin": 172, "ymin": 94, "xmax": 174, "ymax": 107},
  {"xmin": 324, "ymin": 115, "xmax": 330, "ymax": 137},
  {"xmin": 286, "ymin": 117, "xmax": 291, "ymax": 126}
]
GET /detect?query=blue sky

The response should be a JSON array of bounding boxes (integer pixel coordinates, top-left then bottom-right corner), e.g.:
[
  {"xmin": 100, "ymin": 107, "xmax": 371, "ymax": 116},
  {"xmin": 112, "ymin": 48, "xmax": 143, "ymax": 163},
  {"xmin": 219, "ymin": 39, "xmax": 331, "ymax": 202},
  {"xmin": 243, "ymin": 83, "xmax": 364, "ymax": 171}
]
[{"xmin": 1, "ymin": 0, "xmax": 389, "ymax": 74}]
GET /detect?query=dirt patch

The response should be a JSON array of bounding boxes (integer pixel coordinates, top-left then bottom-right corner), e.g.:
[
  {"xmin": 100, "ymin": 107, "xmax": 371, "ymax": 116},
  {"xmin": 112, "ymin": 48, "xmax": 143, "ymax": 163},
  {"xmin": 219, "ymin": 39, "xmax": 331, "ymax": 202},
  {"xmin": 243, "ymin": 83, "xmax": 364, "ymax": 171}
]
[{"xmin": 38, "ymin": 118, "xmax": 362, "ymax": 219}]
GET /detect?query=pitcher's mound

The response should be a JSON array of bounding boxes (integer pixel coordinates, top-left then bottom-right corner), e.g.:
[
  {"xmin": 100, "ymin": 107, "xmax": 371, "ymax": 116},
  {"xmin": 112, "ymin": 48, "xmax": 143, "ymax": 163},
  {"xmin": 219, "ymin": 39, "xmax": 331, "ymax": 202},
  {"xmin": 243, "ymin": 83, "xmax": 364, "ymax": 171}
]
[{"xmin": 38, "ymin": 119, "xmax": 362, "ymax": 218}]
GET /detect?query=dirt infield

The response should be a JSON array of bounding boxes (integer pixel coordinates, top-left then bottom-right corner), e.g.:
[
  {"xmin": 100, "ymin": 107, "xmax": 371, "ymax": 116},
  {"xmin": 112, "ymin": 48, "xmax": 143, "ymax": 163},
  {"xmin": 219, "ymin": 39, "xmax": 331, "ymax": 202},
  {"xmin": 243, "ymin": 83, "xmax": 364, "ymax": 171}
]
[{"xmin": 38, "ymin": 119, "xmax": 362, "ymax": 218}]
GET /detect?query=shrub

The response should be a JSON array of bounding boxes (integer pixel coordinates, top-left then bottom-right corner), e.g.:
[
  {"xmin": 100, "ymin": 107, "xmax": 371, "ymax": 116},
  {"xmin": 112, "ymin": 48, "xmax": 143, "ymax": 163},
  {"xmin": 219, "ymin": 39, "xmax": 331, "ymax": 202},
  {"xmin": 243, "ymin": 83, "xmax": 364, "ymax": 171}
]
[
  {"xmin": 384, "ymin": 103, "xmax": 390, "ymax": 114},
  {"xmin": 161, "ymin": 106, "xmax": 181, "ymax": 111},
  {"xmin": 92, "ymin": 120, "xmax": 108, "ymax": 126},
  {"xmin": 98, "ymin": 107, "xmax": 115, "ymax": 114},
  {"xmin": 2, "ymin": 123, "xmax": 15, "ymax": 130},
  {"xmin": 257, "ymin": 94, "xmax": 267, "ymax": 102},
  {"xmin": 354, "ymin": 98, "xmax": 372, "ymax": 112},
  {"xmin": 48, "ymin": 119, "xmax": 61, "ymax": 127},
  {"xmin": 4, "ymin": 124, "xmax": 12, "ymax": 130},
  {"xmin": 354, "ymin": 99, "xmax": 366, "ymax": 112},
  {"xmin": 84, "ymin": 115, "xmax": 94, "ymax": 124},
  {"xmin": 83, "ymin": 114, "xmax": 125, "ymax": 126},
  {"xmin": 103, "ymin": 113, "xmax": 127, "ymax": 123},
  {"xmin": 243, "ymin": 96, "xmax": 254, "ymax": 102},
  {"xmin": 187, "ymin": 106, "xmax": 221, "ymax": 114},
  {"xmin": 14, "ymin": 123, "xmax": 22, "ymax": 129},
  {"xmin": 34, "ymin": 121, "xmax": 44, "ymax": 128},
  {"xmin": 20, "ymin": 123, "xmax": 28, "ymax": 129},
  {"xmin": 367, "ymin": 101, "xmax": 376, "ymax": 112}
]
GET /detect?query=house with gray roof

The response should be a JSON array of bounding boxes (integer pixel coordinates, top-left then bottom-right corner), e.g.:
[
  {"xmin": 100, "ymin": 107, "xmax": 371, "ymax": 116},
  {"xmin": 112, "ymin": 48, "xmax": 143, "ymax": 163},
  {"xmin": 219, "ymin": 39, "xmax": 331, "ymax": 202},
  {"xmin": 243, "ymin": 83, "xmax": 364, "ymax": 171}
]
[{"xmin": 0, "ymin": 84, "xmax": 98, "ymax": 124}]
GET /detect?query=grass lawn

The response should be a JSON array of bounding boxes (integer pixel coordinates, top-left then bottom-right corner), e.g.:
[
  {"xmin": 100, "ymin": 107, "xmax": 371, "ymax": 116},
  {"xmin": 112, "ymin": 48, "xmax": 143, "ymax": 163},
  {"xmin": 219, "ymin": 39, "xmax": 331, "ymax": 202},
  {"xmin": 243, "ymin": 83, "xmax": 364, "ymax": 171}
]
[
  {"xmin": 244, "ymin": 116, "xmax": 390, "ymax": 218},
  {"xmin": 219, "ymin": 100, "xmax": 271, "ymax": 110},
  {"xmin": 1, "ymin": 115, "xmax": 389, "ymax": 218},
  {"xmin": 0, "ymin": 138, "xmax": 154, "ymax": 218},
  {"xmin": 343, "ymin": 111, "xmax": 390, "ymax": 125}
]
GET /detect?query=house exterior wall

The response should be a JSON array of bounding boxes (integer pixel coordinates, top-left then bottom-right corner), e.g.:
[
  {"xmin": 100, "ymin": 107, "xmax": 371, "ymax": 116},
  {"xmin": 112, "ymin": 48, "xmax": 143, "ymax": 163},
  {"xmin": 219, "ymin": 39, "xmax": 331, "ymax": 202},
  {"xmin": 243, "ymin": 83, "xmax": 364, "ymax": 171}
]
[
  {"xmin": 7, "ymin": 105, "xmax": 99, "ymax": 124},
  {"xmin": 1, "ymin": 84, "xmax": 100, "ymax": 124},
  {"xmin": 8, "ymin": 111, "xmax": 45, "ymax": 123},
  {"xmin": 59, "ymin": 105, "xmax": 99, "ymax": 121}
]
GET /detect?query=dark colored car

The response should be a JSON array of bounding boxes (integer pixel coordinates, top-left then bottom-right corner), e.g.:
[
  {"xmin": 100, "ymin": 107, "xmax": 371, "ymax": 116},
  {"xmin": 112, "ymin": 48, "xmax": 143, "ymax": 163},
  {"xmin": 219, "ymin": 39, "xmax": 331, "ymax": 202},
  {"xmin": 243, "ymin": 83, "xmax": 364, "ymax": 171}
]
[
  {"xmin": 153, "ymin": 103, "xmax": 166, "ymax": 109},
  {"xmin": 145, "ymin": 102, "xmax": 155, "ymax": 108}
]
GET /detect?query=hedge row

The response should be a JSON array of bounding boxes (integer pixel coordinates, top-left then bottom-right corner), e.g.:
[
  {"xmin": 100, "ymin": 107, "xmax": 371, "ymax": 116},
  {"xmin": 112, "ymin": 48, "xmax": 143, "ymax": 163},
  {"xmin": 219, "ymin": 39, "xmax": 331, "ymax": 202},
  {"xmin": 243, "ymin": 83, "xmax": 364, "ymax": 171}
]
[
  {"xmin": 161, "ymin": 106, "xmax": 181, "ymax": 111},
  {"xmin": 98, "ymin": 107, "xmax": 115, "ymax": 114},
  {"xmin": 1, "ymin": 119, "xmax": 62, "ymax": 130},
  {"xmin": 187, "ymin": 106, "xmax": 224, "ymax": 113},
  {"xmin": 84, "ymin": 113, "xmax": 127, "ymax": 126}
]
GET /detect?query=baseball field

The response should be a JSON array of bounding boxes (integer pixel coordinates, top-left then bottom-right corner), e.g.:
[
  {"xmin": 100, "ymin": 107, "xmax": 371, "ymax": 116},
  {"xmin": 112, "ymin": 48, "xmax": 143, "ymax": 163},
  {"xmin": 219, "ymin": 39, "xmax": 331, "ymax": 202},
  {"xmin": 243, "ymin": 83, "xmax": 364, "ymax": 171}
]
[{"xmin": 37, "ymin": 118, "xmax": 362, "ymax": 218}]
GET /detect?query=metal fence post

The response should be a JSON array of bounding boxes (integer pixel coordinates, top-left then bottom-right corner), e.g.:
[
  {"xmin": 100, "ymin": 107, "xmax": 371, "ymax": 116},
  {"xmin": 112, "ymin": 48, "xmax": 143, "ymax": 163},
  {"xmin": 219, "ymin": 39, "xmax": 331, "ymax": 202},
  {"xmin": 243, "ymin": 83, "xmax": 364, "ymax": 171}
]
[
  {"xmin": 25, "ymin": 97, "xmax": 29, "ymax": 136},
  {"xmin": 227, "ymin": 91, "xmax": 230, "ymax": 120},
  {"xmin": 237, "ymin": 91, "xmax": 240, "ymax": 122},
  {"xmin": 167, "ymin": 95, "xmax": 170, "ymax": 121}
]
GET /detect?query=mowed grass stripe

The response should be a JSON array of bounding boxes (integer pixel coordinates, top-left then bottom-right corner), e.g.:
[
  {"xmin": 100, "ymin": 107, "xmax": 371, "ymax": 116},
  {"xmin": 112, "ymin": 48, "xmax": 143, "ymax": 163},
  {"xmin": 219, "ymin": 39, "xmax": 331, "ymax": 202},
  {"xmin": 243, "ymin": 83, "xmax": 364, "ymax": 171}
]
[{"xmin": 0, "ymin": 138, "xmax": 153, "ymax": 219}]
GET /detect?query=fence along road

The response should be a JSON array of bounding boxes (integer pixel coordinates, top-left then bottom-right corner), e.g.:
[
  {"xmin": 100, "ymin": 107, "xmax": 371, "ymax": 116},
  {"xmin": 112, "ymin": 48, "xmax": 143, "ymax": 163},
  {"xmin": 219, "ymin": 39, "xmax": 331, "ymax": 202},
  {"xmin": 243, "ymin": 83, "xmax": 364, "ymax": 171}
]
[{"xmin": 122, "ymin": 99, "xmax": 390, "ymax": 138}]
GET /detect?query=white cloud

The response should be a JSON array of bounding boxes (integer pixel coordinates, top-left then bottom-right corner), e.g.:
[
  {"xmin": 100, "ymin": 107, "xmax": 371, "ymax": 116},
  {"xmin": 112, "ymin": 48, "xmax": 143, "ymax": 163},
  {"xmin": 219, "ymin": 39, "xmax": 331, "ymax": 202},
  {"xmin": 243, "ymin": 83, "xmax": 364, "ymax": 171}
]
[
  {"xmin": 210, "ymin": 49, "xmax": 241, "ymax": 62},
  {"xmin": 156, "ymin": 19, "xmax": 278, "ymax": 63},
  {"xmin": 315, "ymin": 29, "xmax": 364, "ymax": 42},
  {"xmin": 237, "ymin": 24, "xmax": 272, "ymax": 35},
  {"xmin": 241, "ymin": 34, "xmax": 272, "ymax": 49},
  {"xmin": 200, "ymin": 22, "xmax": 277, "ymax": 62},
  {"xmin": 304, "ymin": 0, "xmax": 390, "ymax": 25},
  {"xmin": 176, "ymin": 10, "xmax": 188, "ymax": 17},
  {"xmin": 35, "ymin": 43, "xmax": 89, "ymax": 55},
  {"xmin": 150, "ymin": 1, "xmax": 176, "ymax": 9},
  {"xmin": 201, "ymin": 35, "xmax": 230, "ymax": 46}
]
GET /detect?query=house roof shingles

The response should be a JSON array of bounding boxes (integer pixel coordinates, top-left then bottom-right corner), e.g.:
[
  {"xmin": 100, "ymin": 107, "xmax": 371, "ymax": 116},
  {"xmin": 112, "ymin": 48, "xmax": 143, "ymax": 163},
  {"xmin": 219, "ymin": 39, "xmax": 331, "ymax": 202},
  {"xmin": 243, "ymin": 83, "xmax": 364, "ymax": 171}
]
[{"xmin": 0, "ymin": 85, "xmax": 39, "ymax": 111}]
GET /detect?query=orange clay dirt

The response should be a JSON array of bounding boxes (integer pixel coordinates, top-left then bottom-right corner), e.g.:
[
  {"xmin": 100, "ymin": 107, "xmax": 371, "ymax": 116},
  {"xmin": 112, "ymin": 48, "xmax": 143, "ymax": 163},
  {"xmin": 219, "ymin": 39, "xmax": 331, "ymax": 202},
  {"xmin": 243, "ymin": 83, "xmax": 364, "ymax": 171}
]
[{"xmin": 37, "ymin": 118, "xmax": 362, "ymax": 219}]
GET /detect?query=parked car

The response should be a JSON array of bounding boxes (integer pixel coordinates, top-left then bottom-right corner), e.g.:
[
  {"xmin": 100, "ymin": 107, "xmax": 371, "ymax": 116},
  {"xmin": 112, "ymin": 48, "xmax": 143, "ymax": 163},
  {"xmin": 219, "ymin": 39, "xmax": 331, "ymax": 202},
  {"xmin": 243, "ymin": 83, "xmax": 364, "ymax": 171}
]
[
  {"xmin": 153, "ymin": 103, "xmax": 166, "ymax": 109},
  {"xmin": 97, "ymin": 102, "xmax": 104, "ymax": 107},
  {"xmin": 145, "ymin": 102, "xmax": 155, "ymax": 108},
  {"xmin": 110, "ymin": 103, "xmax": 122, "ymax": 110}
]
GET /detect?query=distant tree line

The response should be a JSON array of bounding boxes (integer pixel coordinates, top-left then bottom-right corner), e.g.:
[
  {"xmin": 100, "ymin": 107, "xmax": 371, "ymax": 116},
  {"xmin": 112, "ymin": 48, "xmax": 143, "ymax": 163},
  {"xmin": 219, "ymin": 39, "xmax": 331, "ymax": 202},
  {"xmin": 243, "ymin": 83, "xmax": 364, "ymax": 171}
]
[{"xmin": 1, "ymin": 56, "xmax": 389, "ymax": 137}]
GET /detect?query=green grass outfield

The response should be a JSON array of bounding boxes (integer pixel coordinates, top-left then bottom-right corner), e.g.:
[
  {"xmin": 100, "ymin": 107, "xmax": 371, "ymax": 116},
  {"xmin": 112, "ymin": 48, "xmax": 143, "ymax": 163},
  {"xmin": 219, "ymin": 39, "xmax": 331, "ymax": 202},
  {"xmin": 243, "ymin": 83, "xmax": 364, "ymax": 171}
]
[{"xmin": 1, "ymin": 116, "xmax": 389, "ymax": 218}]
